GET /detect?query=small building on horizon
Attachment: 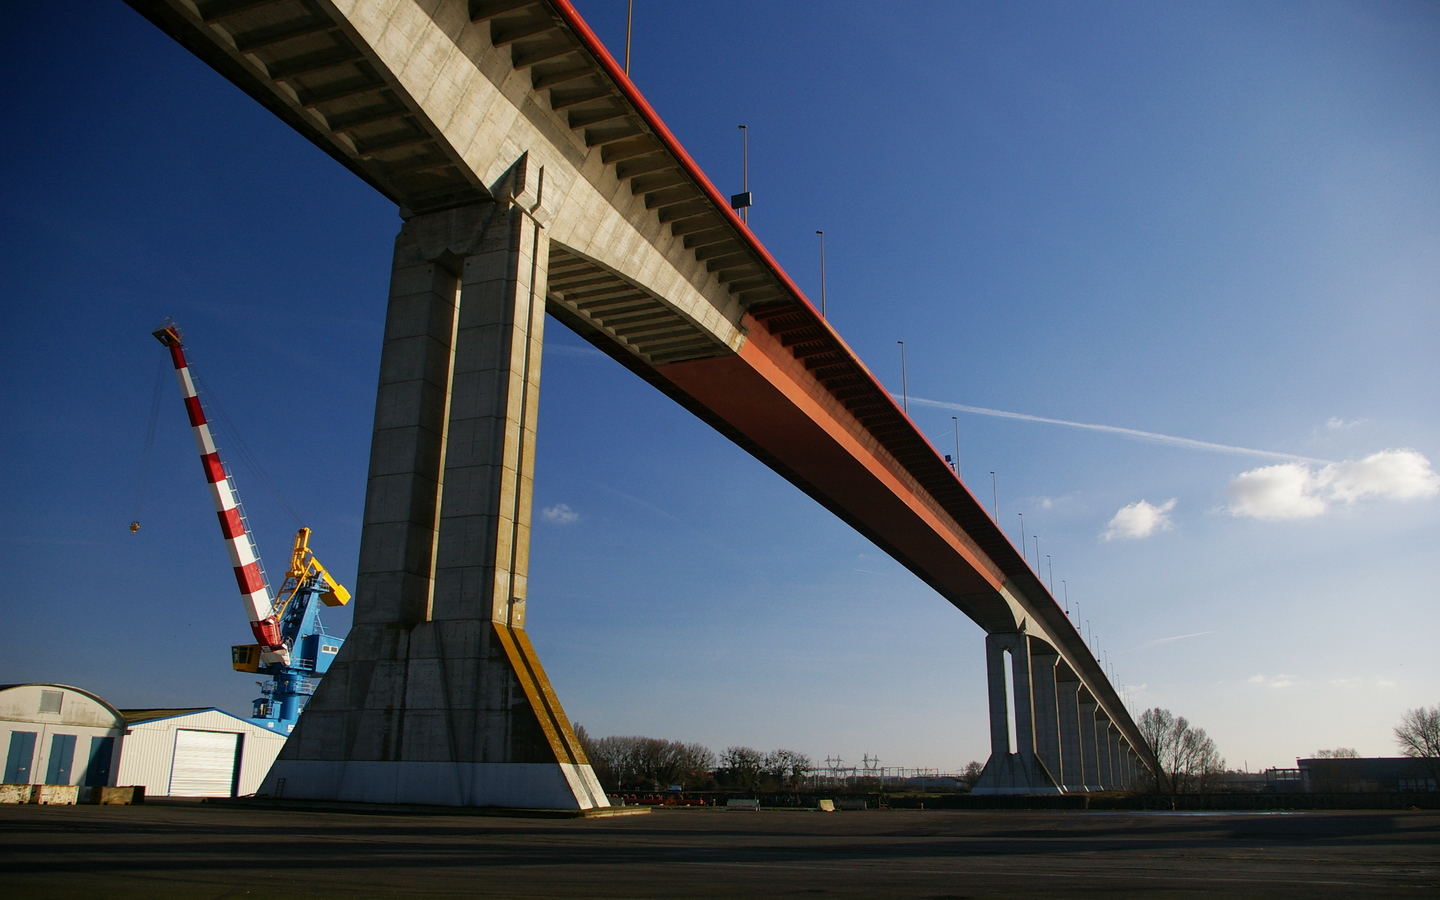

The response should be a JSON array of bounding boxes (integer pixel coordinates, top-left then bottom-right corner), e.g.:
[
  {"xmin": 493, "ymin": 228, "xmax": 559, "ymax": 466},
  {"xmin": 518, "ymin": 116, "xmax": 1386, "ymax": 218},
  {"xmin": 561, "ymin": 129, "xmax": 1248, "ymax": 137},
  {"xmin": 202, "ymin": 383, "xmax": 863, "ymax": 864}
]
[{"xmin": 1297, "ymin": 757, "xmax": 1437, "ymax": 793}]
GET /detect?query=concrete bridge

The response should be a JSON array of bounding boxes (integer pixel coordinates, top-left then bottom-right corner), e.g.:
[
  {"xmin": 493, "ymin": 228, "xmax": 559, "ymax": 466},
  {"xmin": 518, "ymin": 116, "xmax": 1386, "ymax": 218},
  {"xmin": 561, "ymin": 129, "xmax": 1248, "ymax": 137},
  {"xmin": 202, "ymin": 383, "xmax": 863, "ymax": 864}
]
[{"xmin": 127, "ymin": 0, "xmax": 1156, "ymax": 807}]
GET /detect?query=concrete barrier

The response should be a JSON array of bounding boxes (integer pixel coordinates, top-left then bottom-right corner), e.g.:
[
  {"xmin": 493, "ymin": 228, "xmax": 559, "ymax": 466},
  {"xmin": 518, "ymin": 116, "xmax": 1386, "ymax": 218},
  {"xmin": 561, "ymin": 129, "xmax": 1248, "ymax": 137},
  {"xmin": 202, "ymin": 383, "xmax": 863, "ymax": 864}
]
[
  {"xmin": 87, "ymin": 786, "xmax": 145, "ymax": 806},
  {"xmin": 32, "ymin": 785, "xmax": 79, "ymax": 805},
  {"xmin": 0, "ymin": 784, "xmax": 36, "ymax": 804},
  {"xmin": 726, "ymin": 799, "xmax": 760, "ymax": 811}
]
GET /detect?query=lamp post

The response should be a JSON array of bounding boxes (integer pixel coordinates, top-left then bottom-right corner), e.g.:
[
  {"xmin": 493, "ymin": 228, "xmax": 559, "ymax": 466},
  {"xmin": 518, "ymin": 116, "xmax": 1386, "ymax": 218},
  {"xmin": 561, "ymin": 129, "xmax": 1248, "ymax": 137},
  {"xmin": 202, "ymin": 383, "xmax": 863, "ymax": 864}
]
[
  {"xmin": 951, "ymin": 416, "xmax": 960, "ymax": 478},
  {"xmin": 624, "ymin": 0, "xmax": 634, "ymax": 74},
  {"xmin": 896, "ymin": 341, "xmax": 907, "ymax": 413},
  {"xmin": 731, "ymin": 125, "xmax": 751, "ymax": 224},
  {"xmin": 816, "ymin": 230, "xmax": 827, "ymax": 318}
]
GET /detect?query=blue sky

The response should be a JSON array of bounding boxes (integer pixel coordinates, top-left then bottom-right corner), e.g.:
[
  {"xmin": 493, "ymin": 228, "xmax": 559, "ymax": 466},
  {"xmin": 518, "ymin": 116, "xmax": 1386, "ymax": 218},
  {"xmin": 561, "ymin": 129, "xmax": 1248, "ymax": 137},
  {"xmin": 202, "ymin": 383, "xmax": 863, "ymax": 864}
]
[{"xmin": 1, "ymin": 1, "xmax": 1436, "ymax": 773}]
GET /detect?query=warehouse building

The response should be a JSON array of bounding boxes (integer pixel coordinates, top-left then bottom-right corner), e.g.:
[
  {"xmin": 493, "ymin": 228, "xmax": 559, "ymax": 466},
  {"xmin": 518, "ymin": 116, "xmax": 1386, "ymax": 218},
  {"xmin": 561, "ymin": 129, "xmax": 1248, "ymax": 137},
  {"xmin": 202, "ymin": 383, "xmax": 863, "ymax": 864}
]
[
  {"xmin": 116, "ymin": 708, "xmax": 286, "ymax": 797},
  {"xmin": 1, "ymin": 684, "xmax": 127, "ymax": 788},
  {"xmin": 2, "ymin": 684, "xmax": 288, "ymax": 798}
]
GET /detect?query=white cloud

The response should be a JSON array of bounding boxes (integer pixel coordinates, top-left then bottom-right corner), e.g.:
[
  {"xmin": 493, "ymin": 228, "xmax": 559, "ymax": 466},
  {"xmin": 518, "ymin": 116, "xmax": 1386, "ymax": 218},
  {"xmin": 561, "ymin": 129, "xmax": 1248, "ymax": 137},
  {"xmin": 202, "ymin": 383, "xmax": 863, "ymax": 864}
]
[
  {"xmin": 539, "ymin": 503, "xmax": 580, "ymax": 525},
  {"xmin": 1226, "ymin": 463, "xmax": 1328, "ymax": 520},
  {"xmin": 1226, "ymin": 449, "xmax": 1440, "ymax": 520},
  {"xmin": 1249, "ymin": 673, "xmax": 1297, "ymax": 689},
  {"xmin": 1102, "ymin": 498, "xmax": 1177, "ymax": 540},
  {"xmin": 1325, "ymin": 417, "xmax": 1365, "ymax": 431}
]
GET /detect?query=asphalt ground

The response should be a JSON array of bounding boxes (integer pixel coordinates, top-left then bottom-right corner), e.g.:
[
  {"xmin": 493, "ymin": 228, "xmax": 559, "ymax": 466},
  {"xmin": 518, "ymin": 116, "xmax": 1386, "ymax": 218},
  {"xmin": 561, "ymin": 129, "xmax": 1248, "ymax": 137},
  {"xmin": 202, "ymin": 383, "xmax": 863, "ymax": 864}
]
[{"xmin": 3, "ymin": 801, "xmax": 1438, "ymax": 899}]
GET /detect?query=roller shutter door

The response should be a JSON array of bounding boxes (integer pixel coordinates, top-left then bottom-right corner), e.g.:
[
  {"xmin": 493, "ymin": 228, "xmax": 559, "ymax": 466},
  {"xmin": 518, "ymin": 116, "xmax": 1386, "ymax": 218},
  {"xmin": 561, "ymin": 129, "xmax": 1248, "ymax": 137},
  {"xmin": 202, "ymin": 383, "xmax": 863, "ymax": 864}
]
[{"xmin": 169, "ymin": 730, "xmax": 239, "ymax": 797}]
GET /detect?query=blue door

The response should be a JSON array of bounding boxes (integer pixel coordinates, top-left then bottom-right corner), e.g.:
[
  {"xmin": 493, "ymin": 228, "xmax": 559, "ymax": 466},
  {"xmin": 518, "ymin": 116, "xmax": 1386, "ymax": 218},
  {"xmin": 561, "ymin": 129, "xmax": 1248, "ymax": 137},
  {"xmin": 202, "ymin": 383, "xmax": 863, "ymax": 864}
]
[
  {"xmin": 45, "ymin": 734, "xmax": 76, "ymax": 785},
  {"xmin": 4, "ymin": 732, "xmax": 37, "ymax": 783},
  {"xmin": 84, "ymin": 737, "xmax": 115, "ymax": 787}
]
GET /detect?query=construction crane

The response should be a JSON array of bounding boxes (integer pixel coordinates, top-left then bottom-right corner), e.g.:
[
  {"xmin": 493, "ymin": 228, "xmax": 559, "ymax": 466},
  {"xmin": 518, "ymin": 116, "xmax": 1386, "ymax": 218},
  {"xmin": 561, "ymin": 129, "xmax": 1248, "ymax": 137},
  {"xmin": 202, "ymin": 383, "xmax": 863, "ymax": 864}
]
[{"xmin": 152, "ymin": 321, "xmax": 349, "ymax": 734}]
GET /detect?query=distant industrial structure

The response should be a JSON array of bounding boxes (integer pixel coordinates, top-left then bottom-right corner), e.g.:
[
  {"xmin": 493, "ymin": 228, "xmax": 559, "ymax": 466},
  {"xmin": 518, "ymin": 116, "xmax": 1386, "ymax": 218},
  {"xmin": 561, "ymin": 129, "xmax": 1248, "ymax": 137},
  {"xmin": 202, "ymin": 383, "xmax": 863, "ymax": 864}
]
[{"xmin": 1265, "ymin": 758, "xmax": 1438, "ymax": 794}]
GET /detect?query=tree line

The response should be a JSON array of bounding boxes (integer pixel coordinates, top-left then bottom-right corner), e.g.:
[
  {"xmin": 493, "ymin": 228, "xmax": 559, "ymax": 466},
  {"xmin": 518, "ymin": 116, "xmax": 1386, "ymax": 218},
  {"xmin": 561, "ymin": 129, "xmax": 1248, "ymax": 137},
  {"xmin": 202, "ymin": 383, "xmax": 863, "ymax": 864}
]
[
  {"xmin": 574, "ymin": 725, "xmax": 815, "ymax": 793},
  {"xmin": 571, "ymin": 702, "xmax": 1440, "ymax": 797}
]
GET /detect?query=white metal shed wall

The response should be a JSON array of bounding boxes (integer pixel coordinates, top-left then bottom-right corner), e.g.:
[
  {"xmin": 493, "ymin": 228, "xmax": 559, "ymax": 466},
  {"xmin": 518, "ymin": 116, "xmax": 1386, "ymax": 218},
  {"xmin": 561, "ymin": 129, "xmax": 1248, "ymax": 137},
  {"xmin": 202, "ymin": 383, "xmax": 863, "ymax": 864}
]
[{"xmin": 116, "ymin": 710, "xmax": 286, "ymax": 797}]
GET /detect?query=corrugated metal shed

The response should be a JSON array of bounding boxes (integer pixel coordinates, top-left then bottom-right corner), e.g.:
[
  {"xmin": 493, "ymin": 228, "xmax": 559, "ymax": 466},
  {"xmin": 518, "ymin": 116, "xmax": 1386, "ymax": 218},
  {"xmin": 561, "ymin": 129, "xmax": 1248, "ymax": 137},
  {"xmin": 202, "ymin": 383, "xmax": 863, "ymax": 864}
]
[{"xmin": 116, "ymin": 709, "xmax": 286, "ymax": 797}]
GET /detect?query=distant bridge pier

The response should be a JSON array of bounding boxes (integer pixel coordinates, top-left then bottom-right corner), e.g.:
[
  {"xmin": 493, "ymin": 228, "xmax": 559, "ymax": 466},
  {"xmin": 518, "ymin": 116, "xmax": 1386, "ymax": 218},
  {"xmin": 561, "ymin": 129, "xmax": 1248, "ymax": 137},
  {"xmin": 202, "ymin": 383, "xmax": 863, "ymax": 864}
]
[
  {"xmin": 1029, "ymin": 640, "xmax": 1064, "ymax": 785},
  {"xmin": 261, "ymin": 188, "xmax": 606, "ymax": 809},
  {"xmin": 972, "ymin": 632, "xmax": 1063, "ymax": 794},
  {"xmin": 1055, "ymin": 663, "xmax": 1087, "ymax": 791},
  {"xmin": 1077, "ymin": 690, "xmax": 1102, "ymax": 790},
  {"xmin": 973, "ymin": 631, "xmax": 1147, "ymax": 794}
]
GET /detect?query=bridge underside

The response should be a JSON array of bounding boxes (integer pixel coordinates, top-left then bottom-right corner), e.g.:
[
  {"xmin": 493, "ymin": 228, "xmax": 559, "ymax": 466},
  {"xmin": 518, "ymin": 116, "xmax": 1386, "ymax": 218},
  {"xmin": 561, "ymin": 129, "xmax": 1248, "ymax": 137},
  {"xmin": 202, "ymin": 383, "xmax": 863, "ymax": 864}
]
[{"xmin": 127, "ymin": 0, "xmax": 1153, "ymax": 805}]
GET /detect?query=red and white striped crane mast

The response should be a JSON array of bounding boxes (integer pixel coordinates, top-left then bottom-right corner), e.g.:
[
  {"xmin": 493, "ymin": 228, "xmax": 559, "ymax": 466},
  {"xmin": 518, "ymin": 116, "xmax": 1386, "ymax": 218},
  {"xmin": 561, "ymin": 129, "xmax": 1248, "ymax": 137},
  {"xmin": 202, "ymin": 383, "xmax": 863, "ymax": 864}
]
[{"xmin": 152, "ymin": 322, "xmax": 288, "ymax": 664}]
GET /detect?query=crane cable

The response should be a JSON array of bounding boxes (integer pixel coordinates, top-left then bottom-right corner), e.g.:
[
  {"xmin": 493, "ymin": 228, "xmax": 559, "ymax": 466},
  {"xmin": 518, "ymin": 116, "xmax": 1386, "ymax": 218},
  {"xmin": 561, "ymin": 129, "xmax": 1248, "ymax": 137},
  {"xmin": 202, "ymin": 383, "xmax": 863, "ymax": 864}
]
[
  {"xmin": 189, "ymin": 366, "xmax": 306, "ymax": 530},
  {"xmin": 129, "ymin": 361, "xmax": 167, "ymax": 533}
]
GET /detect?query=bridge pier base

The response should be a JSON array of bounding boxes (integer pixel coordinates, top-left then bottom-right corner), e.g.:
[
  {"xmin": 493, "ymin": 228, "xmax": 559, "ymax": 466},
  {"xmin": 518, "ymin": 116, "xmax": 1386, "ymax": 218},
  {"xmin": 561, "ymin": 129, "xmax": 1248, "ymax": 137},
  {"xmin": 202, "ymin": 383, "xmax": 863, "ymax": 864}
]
[
  {"xmin": 261, "ymin": 196, "xmax": 606, "ymax": 809},
  {"xmin": 972, "ymin": 632, "xmax": 1063, "ymax": 795}
]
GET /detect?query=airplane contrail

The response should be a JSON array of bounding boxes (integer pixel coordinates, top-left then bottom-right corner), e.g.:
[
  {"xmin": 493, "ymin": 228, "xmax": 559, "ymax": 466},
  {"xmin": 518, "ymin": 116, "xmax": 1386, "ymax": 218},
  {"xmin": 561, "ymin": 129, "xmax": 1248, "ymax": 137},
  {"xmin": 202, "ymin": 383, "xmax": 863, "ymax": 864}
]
[{"xmin": 906, "ymin": 396, "xmax": 1332, "ymax": 464}]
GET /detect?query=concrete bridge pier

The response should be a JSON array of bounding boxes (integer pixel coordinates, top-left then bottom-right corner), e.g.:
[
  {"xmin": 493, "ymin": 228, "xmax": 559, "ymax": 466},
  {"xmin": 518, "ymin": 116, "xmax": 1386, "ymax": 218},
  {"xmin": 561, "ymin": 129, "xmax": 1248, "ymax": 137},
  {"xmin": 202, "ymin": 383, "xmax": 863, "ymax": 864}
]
[
  {"xmin": 1055, "ymin": 662, "xmax": 1087, "ymax": 791},
  {"xmin": 972, "ymin": 632, "xmax": 1063, "ymax": 794},
  {"xmin": 1028, "ymin": 640, "xmax": 1064, "ymax": 786},
  {"xmin": 261, "ymin": 181, "xmax": 607, "ymax": 809},
  {"xmin": 1076, "ymin": 689, "xmax": 1102, "ymax": 790},
  {"xmin": 1095, "ymin": 714, "xmax": 1117, "ymax": 789}
]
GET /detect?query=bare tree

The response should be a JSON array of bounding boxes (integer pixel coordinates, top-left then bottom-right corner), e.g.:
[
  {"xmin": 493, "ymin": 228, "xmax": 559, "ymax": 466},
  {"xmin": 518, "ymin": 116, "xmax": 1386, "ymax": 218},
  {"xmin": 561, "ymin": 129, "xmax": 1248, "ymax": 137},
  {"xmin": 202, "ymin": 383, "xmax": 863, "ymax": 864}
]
[
  {"xmin": 722, "ymin": 746, "xmax": 765, "ymax": 791},
  {"xmin": 959, "ymin": 760, "xmax": 984, "ymax": 791},
  {"xmin": 1395, "ymin": 705, "xmax": 1440, "ymax": 787},
  {"xmin": 1138, "ymin": 707, "xmax": 1224, "ymax": 793},
  {"xmin": 763, "ymin": 749, "xmax": 812, "ymax": 789},
  {"xmin": 1312, "ymin": 748, "xmax": 1360, "ymax": 758},
  {"xmin": 1138, "ymin": 707, "xmax": 1180, "ymax": 792}
]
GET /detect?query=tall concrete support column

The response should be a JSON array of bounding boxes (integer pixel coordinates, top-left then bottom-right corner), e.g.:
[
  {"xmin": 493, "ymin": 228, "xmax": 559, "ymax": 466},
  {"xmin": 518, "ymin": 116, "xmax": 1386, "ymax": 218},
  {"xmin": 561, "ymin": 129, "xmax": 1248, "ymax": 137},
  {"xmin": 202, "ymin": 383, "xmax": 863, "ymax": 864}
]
[
  {"xmin": 1077, "ymin": 688, "xmax": 1101, "ymax": 791},
  {"xmin": 1028, "ymin": 639, "xmax": 1064, "ymax": 788},
  {"xmin": 972, "ymin": 632, "xmax": 1062, "ymax": 794},
  {"xmin": 261, "ymin": 193, "xmax": 607, "ymax": 809},
  {"xmin": 1093, "ymin": 713, "xmax": 1115, "ymax": 789},
  {"xmin": 1106, "ymin": 725, "xmax": 1123, "ymax": 790},
  {"xmin": 1054, "ymin": 662, "xmax": 1086, "ymax": 791}
]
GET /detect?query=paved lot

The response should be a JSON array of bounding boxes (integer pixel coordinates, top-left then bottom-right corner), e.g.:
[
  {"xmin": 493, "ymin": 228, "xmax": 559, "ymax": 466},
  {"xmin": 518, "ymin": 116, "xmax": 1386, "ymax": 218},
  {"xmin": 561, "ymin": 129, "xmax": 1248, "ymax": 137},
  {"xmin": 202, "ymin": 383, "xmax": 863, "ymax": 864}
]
[{"xmin": 3, "ymin": 801, "xmax": 1438, "ymax": 898}]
